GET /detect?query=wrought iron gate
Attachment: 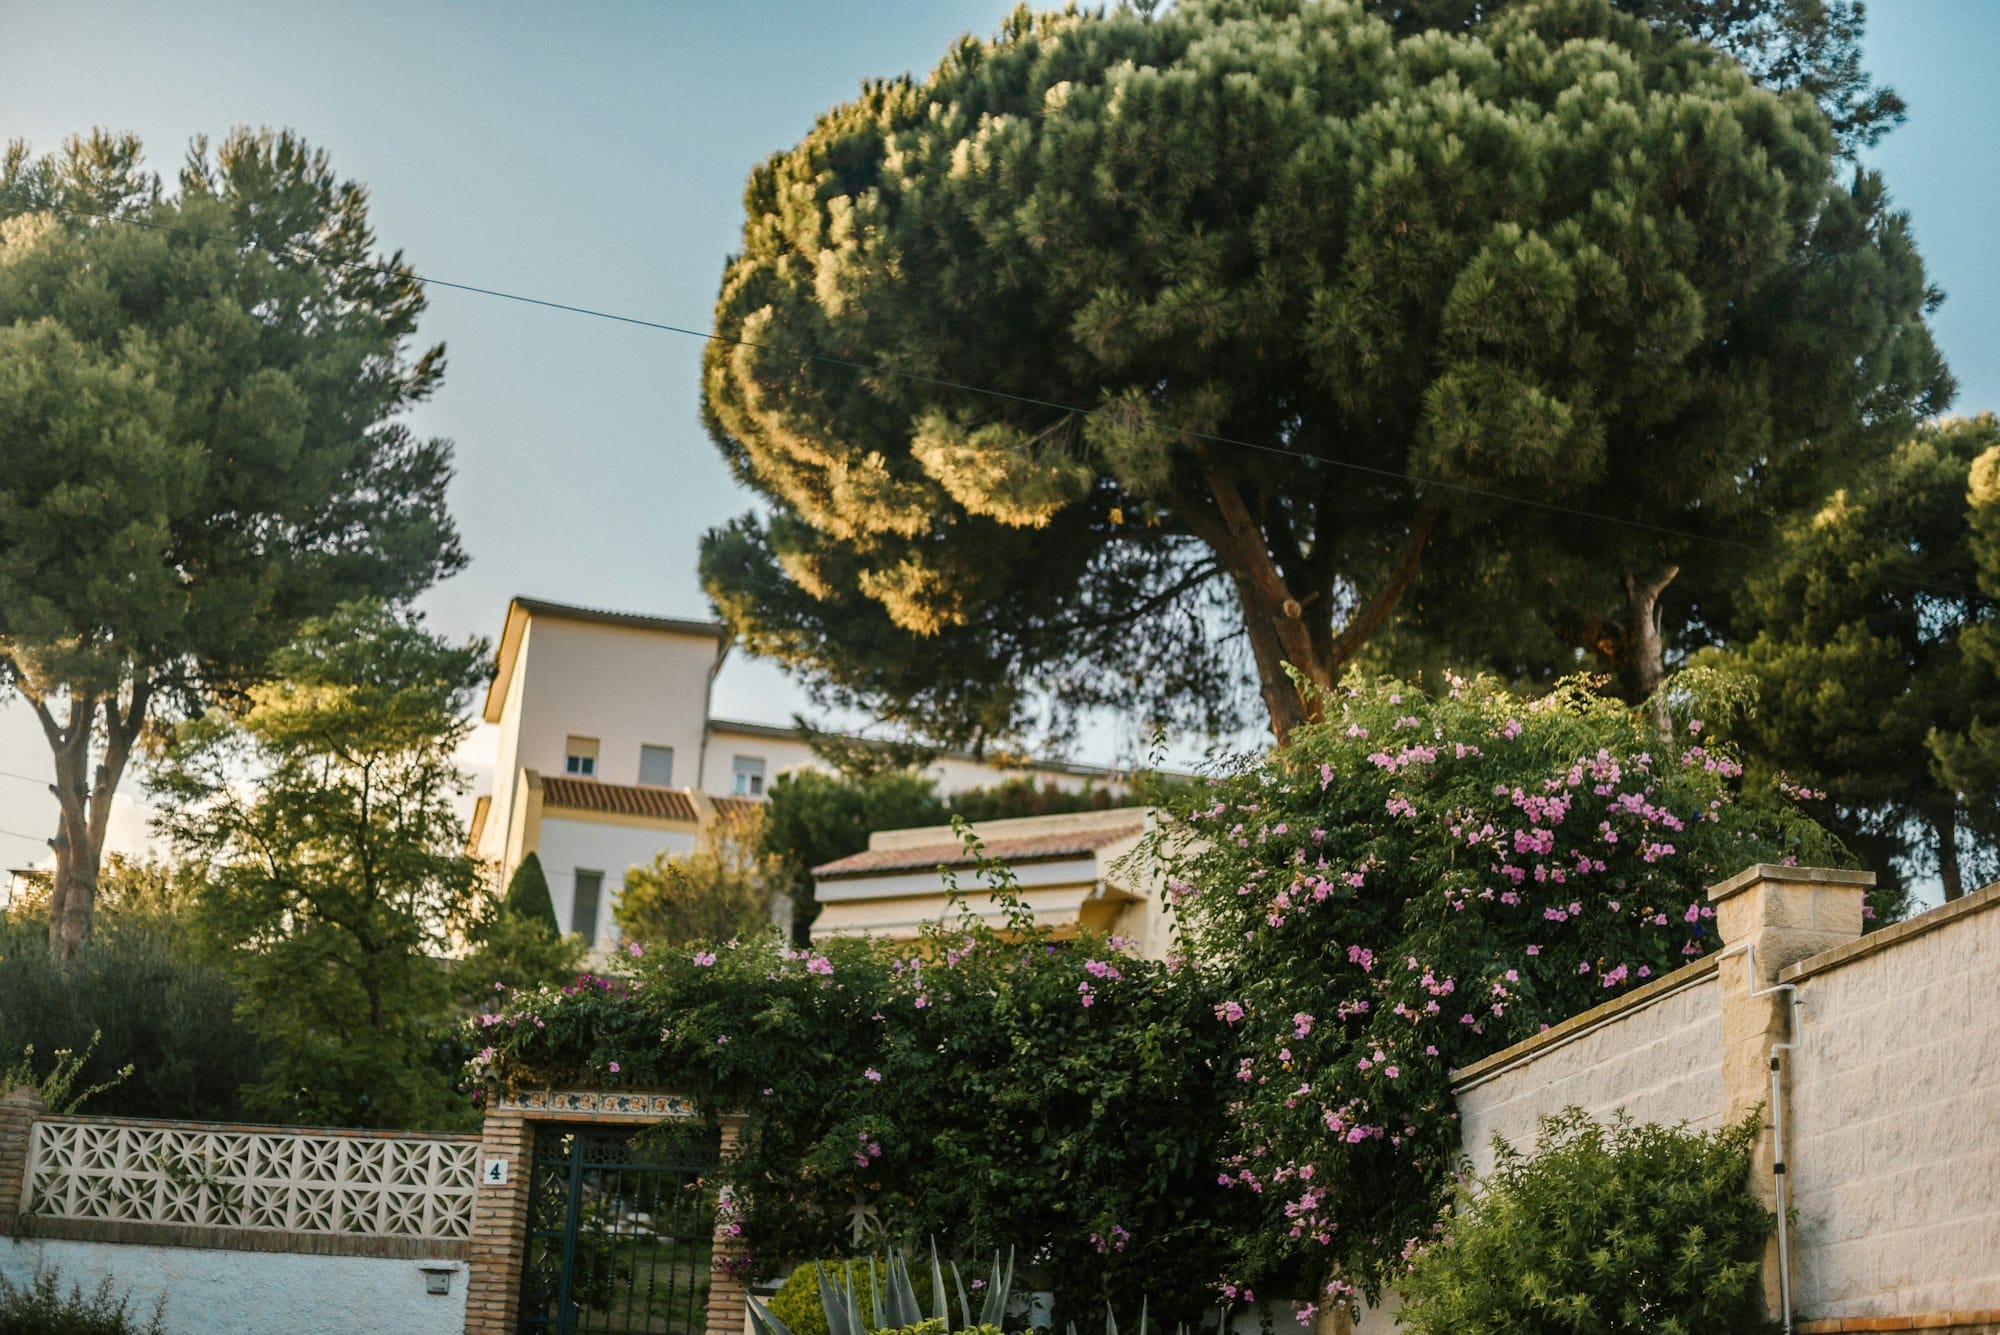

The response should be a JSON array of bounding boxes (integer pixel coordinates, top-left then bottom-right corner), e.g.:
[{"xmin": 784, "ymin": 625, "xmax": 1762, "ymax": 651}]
[{"xmin": 518, "ymin": 1123, "xmax": 719, "ymax": 1335}]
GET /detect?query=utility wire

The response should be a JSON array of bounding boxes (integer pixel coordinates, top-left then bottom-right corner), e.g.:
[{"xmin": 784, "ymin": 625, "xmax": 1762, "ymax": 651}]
[
  {"xmin": 0, "ymin": 827, "xmax": 50, "ymax": 847},
  {"xmin": 27, "ymin": 200, "xmax": 2000, "ymax": 606},
  {"xmin": 36, "ymin": 202, "xmax": 1756, "ymax": 550},
  {"xmin": 0, "ymin": 769, "xmax": 50, "ymax": 789}
]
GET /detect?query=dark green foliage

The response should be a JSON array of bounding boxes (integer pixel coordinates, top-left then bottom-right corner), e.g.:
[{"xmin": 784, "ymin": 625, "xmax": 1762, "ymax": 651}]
[
  {"xmin": 1165, "ymin": 672, "xmax": 1835, "ymax": 1294},
  {"xmin": 0, "ymin": 1263, "xmax": 167, "ymax": 1335},
  {"xmin": 1398, "ymin": 1109, "xmax": 1778, "ymax": 1334},
  {"xmin": 0, "ymin": 897, "xmax": 264, "ymax": 1122},
  {"xmin": 943, "ymin": 779, "xmax": 1121, "ymax": 825},
  {"xmin": 701, "ymin": 0, "xmax": 1945, "ymax": 748},
  {"xmin": 479, "ymin": 919, "xmax": 1249, "ymax": 1327},
  {"xmin": 1726, "ymin": 415, "xmax": 2000, "ymax": 905},
  {"xmin": 761, "ymin": 770, "xmax": 948, "ymax": 943},
  {"xmin": 0, "ymin": 129, "xmax": 464, "ymax": 959},
  {"xmin": 1371, "ymin": 0, "xmax": 1903, "ymax": 152},
  {"xmin": 154, "ymin": 602, "xmax": 489, "ymax": 1130},
  {"xmin": 504, "ymin": 853, "xmax": 561, "ymax": 936}
]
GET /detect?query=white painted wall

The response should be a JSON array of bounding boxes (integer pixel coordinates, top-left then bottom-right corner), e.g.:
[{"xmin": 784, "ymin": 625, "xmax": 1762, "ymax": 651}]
[
  {"xmin": 0, "ymin": 1237, "xmax": 465, "ymax": 1335},
  {"xmin": 479, "ymin": 616, "xmax": 536, "ymax": 863},
  {"xmin": 511, "ymin": 619, "xmax": 718, "ymax": 792},
  {"xmin": 1454, "ymin": 968, "xmax": 1724, "ymax": 1177},
  {"xmin": 1787, "ymin": 900, "xmax": 2000, "ymax": 1318},
  {"xmin": 536, "ymin": 815, "xmax": 701, "ymax": 950}
]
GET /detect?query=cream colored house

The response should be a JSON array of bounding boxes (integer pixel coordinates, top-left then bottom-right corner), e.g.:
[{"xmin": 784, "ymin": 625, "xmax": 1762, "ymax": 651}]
[
  {"xmin": 811, "ymin": 807, "xmax": 1173, "ymax": 958},
  {"xmin": 469, "ymin": 596, "xmax": 1137, "ymax": 951}
]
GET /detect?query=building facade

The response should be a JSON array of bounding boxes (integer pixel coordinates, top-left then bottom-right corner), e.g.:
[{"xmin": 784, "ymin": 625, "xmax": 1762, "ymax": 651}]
[{"xmin": 468, "ymin": 597, "xmax": 1132, "ymax": 950}]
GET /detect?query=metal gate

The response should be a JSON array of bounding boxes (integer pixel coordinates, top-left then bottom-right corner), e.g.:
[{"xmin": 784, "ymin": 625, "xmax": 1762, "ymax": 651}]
[{"xmin": 518, "ymin": 1123, "xmax": 719, "ymax": 1335}]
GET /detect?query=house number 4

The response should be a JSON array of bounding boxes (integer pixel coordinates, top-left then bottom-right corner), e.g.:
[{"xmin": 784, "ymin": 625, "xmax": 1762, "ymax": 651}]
[{"xmin": 483, "ymin": 1158, "xmax": 508, "ymax": 1185}]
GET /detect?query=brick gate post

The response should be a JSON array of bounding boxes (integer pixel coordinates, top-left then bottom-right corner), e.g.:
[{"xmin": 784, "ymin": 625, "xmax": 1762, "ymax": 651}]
[{"xmin": 464, "ymin": 1103, "xmax": 535, "ymax": 1335}]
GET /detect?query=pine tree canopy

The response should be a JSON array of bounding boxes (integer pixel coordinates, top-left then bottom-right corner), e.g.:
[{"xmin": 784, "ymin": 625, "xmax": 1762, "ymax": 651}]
[
  {"xmin": 1731, "ymin": 415, "xmax": 2000, "ymax": 902},
  {"xmin": 0, "ymin": 129, "xmax": 464, "ymax": 958},
  {"xmin": 700, "ymin": 0, "xmax": 1946, "ymax": 749}
]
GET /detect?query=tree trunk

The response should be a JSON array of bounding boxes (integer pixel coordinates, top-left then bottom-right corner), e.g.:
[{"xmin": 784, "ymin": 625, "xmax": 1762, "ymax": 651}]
[
  {"xmin": 25, "ymin": 677, "xmax": 150, "ymax": 964},
  {"xmin": 1182, "ymin": 468, "xmax": 1436, "ymax": 745},
  {"xmin": 1564, "ymin": 567, "xmax": 1680, "ymax": 733},
  {"xmin": 1936, "ymin": 807, "xmax": 1964, "ymax": 902}
]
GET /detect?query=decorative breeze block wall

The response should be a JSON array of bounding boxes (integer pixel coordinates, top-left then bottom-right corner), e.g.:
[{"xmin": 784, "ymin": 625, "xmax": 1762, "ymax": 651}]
[{"xmin": 18, "ymin": 1115, "xmax": 479, "ymax": 1258}]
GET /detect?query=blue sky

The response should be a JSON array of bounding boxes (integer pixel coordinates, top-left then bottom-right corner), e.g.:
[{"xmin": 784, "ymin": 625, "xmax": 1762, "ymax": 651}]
[{"xmin": 2, "ymin": 1, "xmax": 1997, "ymax": 875}]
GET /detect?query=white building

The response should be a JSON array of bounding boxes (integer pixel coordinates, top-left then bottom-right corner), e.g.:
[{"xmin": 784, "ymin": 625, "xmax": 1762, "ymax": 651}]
[
  {"xmin": 469, "ymin": 597, "xmax": 1136, "ymax": 949},
  {"xmin": 811, "ymin": 807, "xmax": 1174, "ymax": 958}
]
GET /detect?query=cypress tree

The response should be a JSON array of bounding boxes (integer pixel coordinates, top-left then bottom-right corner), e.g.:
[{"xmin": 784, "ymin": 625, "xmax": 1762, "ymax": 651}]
[{"xmin": 502, "ymin": 853, "xmax": 560, "ymax": 937}]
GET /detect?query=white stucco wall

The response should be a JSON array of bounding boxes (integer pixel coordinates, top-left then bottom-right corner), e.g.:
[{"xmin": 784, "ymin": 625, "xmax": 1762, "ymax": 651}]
[
  {"xmin": 1786, "ymin": 894, "xmax": 2000, "ymax": 1319},
  {"xmin": 536, "ymin": 815, "xmax": 701, "ymax": 950},
  {"xmin": 1454, "ymin": 965, "xmax": 1724, "ymax": 1177},
  {"xmin": 0, "ymin": 1237, "xmax": 464, "ymax": 1335},
  {"xmin": 511, "ymin": 619, "xmax": 718, "ymax": 792}
]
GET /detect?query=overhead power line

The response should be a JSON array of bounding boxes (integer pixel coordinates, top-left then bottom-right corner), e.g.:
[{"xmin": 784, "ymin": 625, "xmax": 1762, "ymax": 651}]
[{"xmin": 24, "ymin": 199, "xmax": 1998, "ymax": 607}]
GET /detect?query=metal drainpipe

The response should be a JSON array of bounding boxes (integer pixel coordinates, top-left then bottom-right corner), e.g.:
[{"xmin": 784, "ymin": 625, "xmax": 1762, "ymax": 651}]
[{"xmin": 1712, "ymin": 938, "xmax": 1799, "ymax": 1335}]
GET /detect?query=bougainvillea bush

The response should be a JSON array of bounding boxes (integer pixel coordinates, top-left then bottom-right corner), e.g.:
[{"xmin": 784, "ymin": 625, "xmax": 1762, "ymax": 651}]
[
  {"xmin": 1160, "ymin": 673, "xmax": 1837, "ymax": 1306},
  {"xmin": 473, "ymin": 884, "xmax": 1249, "ymax": 1327}
]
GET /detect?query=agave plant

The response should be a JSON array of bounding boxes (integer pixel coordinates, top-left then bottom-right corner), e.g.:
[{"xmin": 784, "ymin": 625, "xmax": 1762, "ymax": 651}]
[{"xmin": 747, "ymin": 1243, "xmax": 1016, "ymax": 1335}]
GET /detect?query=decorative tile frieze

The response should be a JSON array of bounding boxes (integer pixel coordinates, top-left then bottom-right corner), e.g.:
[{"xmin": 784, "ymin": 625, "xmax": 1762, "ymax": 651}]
[{"xmin": 494, "ymin": 1089, "xmax": 698, "ymax": 1119}]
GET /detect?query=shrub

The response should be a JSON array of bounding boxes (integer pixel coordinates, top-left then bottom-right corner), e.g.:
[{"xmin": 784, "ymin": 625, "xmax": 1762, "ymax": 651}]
[
  {"xmin": 0, "ymin": 1263, "xmax": 167, "ymax": 1335},
  {"xmin": 1398, "ymin": 1109, "xmax": 1778, "ymax": 1335},
  {"xmin": 617, "ymin": 804, "xmax": 776, "ymax": 947},
  {"xmin": 0, "ymin": 913, "xmax": 264, "ymax": 1121},
  {"xmin": 1163, "ymin": 671, "xmax": 1835, "ymax": 1299}
]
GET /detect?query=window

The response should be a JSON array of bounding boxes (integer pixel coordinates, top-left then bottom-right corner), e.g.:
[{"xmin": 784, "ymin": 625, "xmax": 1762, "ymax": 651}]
[
  {"xmin": 732, "ymin": 755, "xmax": 766, "ymax": 797},
  {"xmin": 638, "ymin": 744, "xmax": 675, "ymax": 787},
  {"xmin": 571, "ymin": 869, "xmax": 603, "ymax": 942},
  {"xmin": 564, "ymin": 736, "xmax": 598, "ymax": 778}
]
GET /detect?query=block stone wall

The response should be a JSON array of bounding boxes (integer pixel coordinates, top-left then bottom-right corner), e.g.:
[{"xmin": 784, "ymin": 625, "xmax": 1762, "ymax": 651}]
[
  {"xmin": 1453, "ymin": 959, "xmax": 1722, "ymax": 1176},
  {"xmin": 1783, "ymin": 883, "xmax": 2000, "ymax": 1322},
  {"xmin": 1432, "ymin": 867, "xmax": 2000, "ymax": 1332}
]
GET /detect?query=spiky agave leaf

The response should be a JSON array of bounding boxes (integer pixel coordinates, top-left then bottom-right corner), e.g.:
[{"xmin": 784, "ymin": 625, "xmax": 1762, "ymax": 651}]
[
  {"xmin": 950, "ymin": 1261, "xmax": 972, "ymax": 1331},
  {"xmin": 748, "ymin": 1295, "xmax": 797, "ymax": 1335},
  {"xmin": 816, "ymin": 1266, "xmax": 856, "ymax": 1335},
  {"xmin": 930, "ymin": 1239, "xmax": 950, "ymax": 1328},
  {"xmin": 884, "ymin": 1249, "xmax": 923, "ymax": 1328},
  {"xmin": 979, "ymin": 1249, "xmax": 1015, "ymax": 1330},
  {"xmin": 869, "ymin": 1258, "xmax": 885, "ymax": 1333}
]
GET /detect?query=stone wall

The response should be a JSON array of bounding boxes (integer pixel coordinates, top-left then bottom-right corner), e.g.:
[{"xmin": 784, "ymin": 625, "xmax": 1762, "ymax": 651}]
[
  {"xmin": 1411, "ymin": 867, "xmax": 2000, "ymax": 1333},
  {"xmin": 1783, "ymin": 881, "xmax": 2000, "ymax": 1322},
  {"xmin": 1452, "ymin": 957, "xmax": 1723, "ymax": 1176}
]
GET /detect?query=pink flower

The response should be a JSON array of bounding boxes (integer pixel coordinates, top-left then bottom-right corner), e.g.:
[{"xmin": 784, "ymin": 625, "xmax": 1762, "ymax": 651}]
[
  {"xmin": 608, "ymin": 1061, "xmax": 621, "ymax": 1074},
  {"xmin": 807, "ymin": 956, "xmax": 834, "ymax": 976},
  {"xmin": 864, "ymin": 1067, "xmax": 882, "ymax": 1082},
  {"xmin": 693, "ymin": 951, "xmax": 717, "ymax": 967}
]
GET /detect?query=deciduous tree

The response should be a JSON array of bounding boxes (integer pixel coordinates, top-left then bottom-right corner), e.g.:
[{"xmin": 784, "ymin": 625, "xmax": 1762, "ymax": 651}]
[
  {"xmin": 154, "ymin": 603, "xmax": 485, "ymax": 1129},
  {"xmin": 615, "ymin": 804, "xmax": 778, "ymax": 948},
  {"xmin": 0, "ymin": 129, "xmax": 462, "ymax": 961}
]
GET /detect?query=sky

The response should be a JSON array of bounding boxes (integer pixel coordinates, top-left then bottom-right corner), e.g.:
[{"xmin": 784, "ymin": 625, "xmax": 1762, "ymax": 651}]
[{"xmin": 2, "ymin": 0, "xmax": 1998, "ymax": 887}]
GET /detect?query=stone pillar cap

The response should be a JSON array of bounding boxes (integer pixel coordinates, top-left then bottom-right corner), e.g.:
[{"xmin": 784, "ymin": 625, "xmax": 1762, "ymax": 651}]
[{"xmin": 1707, "ymin": 863, "xmax": 1875, "ymax": 904}]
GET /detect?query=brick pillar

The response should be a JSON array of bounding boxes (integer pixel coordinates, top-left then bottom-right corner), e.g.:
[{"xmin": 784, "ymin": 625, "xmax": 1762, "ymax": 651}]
[
  {"xmin": 706, "ymin": 1114, "xmax": 750, "ymax": 1335},
  {"xmin": 1708, "ymin": 863, "xmax": 1871, "ymax": 1316},
  {"xmin": 0, "ymin": 1084, "xmax": 45, "ymax": 1233},
  {"xmin": 463, "ymin": 1108, "xmax": 534, "ymax": 1335}
]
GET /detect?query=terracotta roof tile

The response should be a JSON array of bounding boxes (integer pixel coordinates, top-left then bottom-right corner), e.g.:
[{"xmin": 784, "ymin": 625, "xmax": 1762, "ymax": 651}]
[
  {"xmin": 540, "ymin": 777, "xmax": 700, "ymax": 824},
  {"xmin": 814, "ymin": 821, "xmax": 1144, "ymax": 880},
  {"xmin": 710, "ymin": 795, "xmax": 764, "ymax": 822}
]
